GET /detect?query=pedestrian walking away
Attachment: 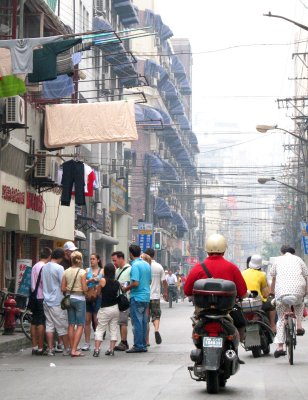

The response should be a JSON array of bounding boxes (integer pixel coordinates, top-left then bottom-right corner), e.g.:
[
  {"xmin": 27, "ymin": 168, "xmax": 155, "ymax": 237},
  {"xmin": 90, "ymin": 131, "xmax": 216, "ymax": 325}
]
[
  {"xmin": 123, "ymin": 244, "xmax": 151, "ymax": 353},
  {"xmin": 42, "ymin": 248, "xmax": 70, "ymax": 356},
  {"xmin": 81, "ymin": 253, "xmax": 103, "ymax": 351},
  {"xmin": 62, "ymin": 251, "xmax": 87, "ymax": 357},
  {"xmin": 93, "ymin": 263, "xmax": 120, "ymax": 357},
  {"xmin": 112, "ymin": 251, "xmax": 131, "ymax": 352},
  {"xmin": 144, "ymin": 248, "xmax": 168, "ymax": 346}
]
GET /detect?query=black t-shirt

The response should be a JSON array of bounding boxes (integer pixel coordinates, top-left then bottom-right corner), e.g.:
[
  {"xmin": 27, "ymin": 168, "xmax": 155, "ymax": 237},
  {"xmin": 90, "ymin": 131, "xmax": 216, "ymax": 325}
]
[
  {"xmin": 101, "ymin": 280, "xmax": 120, "ymax": 308},
  {"xmin": 60, "ymin": 257, "xmax": 72, "ymax": 271}
]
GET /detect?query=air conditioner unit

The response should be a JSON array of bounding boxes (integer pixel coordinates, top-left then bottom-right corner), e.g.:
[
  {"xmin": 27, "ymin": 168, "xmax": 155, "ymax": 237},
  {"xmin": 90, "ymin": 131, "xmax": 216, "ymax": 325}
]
[
  {"xmin": 94, "ymin": 189, "xmax": 102, "ymax": 203},
  {"xmin": 117, "ymin": 166, "xmax": 126, "ymax": 180},
  {"xmin": 51, "ymin": 159, "xmax": 60, "ymax": 183},
  {"xmin": 34, "ymin": 151, "xmax": 53, "ymax": 180},
  {"xmin": 6, "ymin": 96, "xmax": 25, "ymax": 125},
  {"xmin": 102, "ymin": 173, "xmax": 109, "ymax": 188}
]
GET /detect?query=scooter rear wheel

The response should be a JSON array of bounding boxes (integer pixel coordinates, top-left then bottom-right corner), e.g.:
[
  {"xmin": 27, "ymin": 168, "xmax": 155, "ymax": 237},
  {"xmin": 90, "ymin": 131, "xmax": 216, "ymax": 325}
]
[
  {"xmin": 206, "ymin": 370, "xmax": 219, "ymax": 394},
  {"xmin": 251, "ymin": 346, "xmax": 262, "ymax": 358}
]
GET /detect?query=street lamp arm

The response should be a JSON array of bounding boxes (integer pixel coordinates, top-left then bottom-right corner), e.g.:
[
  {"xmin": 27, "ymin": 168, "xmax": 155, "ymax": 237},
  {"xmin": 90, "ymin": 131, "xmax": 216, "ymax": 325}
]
[
  {"xmin": 275, "ymin": 179, "xmax": 308, "ymax": 196},
  {"xmin": 264, "ymin": 12, "xmax": 308, "ymax": 32},
  {"xmin": 256, "ymin": 124, "xmax": 308, "ymax": 143}
]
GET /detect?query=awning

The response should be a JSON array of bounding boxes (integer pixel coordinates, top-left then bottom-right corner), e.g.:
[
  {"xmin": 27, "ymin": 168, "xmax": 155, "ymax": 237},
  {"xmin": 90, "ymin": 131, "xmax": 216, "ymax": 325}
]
[
  {"xmin": 154, "ymin": 197, "xmax": 172, "ymax": 219},
  {"xmin": 144, "ymin": 153, "xmax": 164, "ymax": 175},
  {"xmin": 160, "ymin": 158, "xmax": 179, "ymax": 181},
  {"xmin": 112, "ymin": 0, "xmax": 139, "ymax": 27},
  {"xmin": 93, "ymin": 17, "xmax": 140, "ymax": 87},
  {"xmin": 140, "ymin": 10, "xmax": 173, "ymax": 42},
  {"xmin": 135, "ymin": 104, "xmax": 163, "ymax": 129},
  {"xmin": 171, "ymin": 211, "xmax": 188, "ymax": 233},
  {"xmin": 175, "ymin": 114, "xmax": 191, "ymax": 130},
  {"xmin": 92, "ymin": 232, "xmax": 119, "ymax": 245}
]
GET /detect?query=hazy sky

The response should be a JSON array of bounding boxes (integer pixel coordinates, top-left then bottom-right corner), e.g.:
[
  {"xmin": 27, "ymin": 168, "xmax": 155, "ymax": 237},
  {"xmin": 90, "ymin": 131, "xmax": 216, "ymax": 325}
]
[{"xmin": 156, "ymin": 0, "xmax": 307, "ymax": 138}]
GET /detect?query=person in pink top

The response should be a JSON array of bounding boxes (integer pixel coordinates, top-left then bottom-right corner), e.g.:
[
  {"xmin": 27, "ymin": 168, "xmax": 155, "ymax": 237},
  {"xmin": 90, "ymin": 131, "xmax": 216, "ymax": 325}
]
[{"xmin": 31, "ymin": 247, "xmax": 52, "ymax": 355}]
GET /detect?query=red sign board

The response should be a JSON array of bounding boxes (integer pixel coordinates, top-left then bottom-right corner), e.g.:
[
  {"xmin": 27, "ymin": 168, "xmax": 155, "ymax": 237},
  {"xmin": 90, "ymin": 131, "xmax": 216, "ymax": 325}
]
[{"xmin": 2, "ymin": 185, "xmax": 43, "ymax": 213}]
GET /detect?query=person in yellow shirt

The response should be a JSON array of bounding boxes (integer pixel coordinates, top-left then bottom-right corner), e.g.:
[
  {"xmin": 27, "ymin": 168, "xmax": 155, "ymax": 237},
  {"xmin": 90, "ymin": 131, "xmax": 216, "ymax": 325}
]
[{"xmin": 242, "ymin": 254, "xmax": 276, "ymax": 332}]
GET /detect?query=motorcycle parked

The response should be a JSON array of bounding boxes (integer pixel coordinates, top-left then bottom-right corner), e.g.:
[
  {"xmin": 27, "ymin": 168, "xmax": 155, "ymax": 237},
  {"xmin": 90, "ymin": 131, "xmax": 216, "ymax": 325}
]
[
  {"xmin": 241, "ymin": 292, "xmax": 275, "ymax": 358},
  {"xmin": 188, "ymin": 278, "xmax": 240, "ymax": 394}
]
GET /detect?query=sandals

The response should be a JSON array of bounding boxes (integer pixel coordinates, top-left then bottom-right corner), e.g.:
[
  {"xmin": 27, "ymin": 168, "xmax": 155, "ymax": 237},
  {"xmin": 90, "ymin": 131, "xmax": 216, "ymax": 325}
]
[
  {"xmin": 274, "ymin": 349, "xmax": 286, "ymax": 358},
  {"xmin": 93, "ymin": 349, "xmax": 100, "ymax": 357},
  {"xmin": 296, "ymin": 328, "xmax": 305, "ymax": 336}
]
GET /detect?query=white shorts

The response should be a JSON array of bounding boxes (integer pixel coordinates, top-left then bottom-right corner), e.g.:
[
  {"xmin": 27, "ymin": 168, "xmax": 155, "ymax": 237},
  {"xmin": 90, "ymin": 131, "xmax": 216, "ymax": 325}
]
[{"xmin": 43, "ymin": 304, "xmax": 68, "ymax": 336}]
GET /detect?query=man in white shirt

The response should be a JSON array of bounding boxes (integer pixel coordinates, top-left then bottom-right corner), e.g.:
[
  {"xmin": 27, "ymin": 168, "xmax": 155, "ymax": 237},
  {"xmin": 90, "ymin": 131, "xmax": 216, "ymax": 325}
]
[
  {"xmin": 112, "ymin": 251, "xmax": 131, "ymax": 351},
  {"xmin": 166, "ymin": 269, "xmax": 178, "ymax": 303},
  {"xmin": 144, "ymin": 248, "xmax": 168, "ymax": 345}
]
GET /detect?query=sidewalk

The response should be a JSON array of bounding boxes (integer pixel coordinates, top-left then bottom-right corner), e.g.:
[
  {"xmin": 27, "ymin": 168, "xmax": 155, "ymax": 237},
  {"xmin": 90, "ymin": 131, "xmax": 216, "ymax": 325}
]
[{"xmin": 0, "ymin": 328, "xmax": 31, "ymax": 353}]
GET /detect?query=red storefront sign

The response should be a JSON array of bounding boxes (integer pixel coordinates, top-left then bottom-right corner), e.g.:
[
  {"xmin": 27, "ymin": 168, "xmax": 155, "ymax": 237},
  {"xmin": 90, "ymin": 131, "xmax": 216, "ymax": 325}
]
[{"xmin": 2, "ymin": 185, "xmax": 43, "ymax": 213}]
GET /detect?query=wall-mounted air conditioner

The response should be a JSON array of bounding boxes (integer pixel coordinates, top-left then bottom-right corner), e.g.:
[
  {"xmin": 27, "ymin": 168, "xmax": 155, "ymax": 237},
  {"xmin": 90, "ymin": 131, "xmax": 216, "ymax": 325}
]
[
  {"xmin": 110, "ymin": 159, "xmax": 117, "ymax": 173},
  {"xmin": 102, "ymin": 173, "xmax": 109, "ymax": 188},
  {"xmin": 117, "ymin": 166, "xmax": 126, "ymax": 180},
  {"xmin": 6, "ymin": 96, "xmax": 25, "ymax": 125},
  {"xmin": 34, "ymin": 151, "xmax": 53, "ymax": 180}
]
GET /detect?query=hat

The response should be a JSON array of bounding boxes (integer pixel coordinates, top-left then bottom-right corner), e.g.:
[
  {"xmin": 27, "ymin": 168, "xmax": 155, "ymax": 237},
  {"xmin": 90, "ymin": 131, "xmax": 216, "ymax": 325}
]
[
  {"xmin": 249, "ymin": 254, "xmax": 263, "ymax": 270},
  {"xmin": 63, "ymin": 241, "xmax": 78, "ymax": 251}
]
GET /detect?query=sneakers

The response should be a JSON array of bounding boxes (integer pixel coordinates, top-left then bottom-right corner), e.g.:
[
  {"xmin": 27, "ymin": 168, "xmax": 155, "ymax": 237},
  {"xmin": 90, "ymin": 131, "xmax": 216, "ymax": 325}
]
[
  {"xmin": 126, "ymin": 347, "xmax": 145, "ymax": 353},
  {"xmin": 62, "ymin": 349, "xmax": 71, "ymax": 356},
  {"xmin": 114, "ymin": 341, "xmax": 129, "ymax": 351},
  {"xmin": 55, "ymin": 344, "xmax": 64, "ymax": 353},
  {"xmin": 43, "ymin": 348, "xmax": 55, "ymax": 356},
  {"xmin": 155, "ymin": 331, "xmax": 162, "ymax": 345},
  {"xmin": 93, "ymin": 349, "xmax": 100, "ymax": 357},
  {"xmin": 105, "ymin": 349, "xmax": 114, "ymax": 356},
  {"xmin": 81, "ymin": 343, "xmax": 91, "ymax": 351}
]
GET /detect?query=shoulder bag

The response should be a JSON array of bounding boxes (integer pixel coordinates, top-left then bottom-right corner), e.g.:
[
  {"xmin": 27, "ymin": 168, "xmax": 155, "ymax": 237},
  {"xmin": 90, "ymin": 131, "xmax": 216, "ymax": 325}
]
[
  {"xmin": 85, "ymin": 268, "xmax": 101, "ymax": 303},
  {"xmin": 28, "ymin": 267, "xmax": 43, "ymax": 312},
  {"xmin": 116, "ymin": 281, "xmax": 130, "ymax": 312},
  {"xmin": 61, "ymin": 268, "xmax": 80, "ymax": 310}
]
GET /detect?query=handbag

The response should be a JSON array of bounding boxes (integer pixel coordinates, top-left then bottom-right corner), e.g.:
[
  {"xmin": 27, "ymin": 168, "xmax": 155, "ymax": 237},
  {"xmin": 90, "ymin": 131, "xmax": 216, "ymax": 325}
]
[
  {"xmin": 85, "ymin": 286, "xmax": 97, "ymax": 303},
  {"xmin": 28, "ymin": 267, "xmax": 43, "ymax": 312},
  {"xmin": 117, "ymin": 283, "xmax": 129, "ymax": 312},
  {"xmin": 60, "ymin": 268, "xmax": 80, "ymax": 310}
]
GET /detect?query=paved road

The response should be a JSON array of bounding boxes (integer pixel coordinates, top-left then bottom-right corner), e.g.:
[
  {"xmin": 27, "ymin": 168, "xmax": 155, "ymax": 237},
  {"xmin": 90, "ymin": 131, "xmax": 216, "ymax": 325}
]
[{"xmin": 1, "ymin": 300, "xmax": 308, "ymax": 400}]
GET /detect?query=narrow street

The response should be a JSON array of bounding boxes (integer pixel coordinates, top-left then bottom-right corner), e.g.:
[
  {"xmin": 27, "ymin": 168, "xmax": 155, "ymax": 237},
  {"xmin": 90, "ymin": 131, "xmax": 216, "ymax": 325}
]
[{"xmin": 1, "ymin": 301, "xmax": 308, "ymax": 400}]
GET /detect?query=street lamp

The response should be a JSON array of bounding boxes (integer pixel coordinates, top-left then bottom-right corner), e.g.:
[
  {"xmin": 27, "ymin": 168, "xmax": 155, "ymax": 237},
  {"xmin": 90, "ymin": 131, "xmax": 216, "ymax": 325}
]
[
  {"xmin": 257, "ymin": 177, "xmax": 308, "ymax": 196},
  {"xmin": 256, "ymin": 124, "xmax": 308, "ymax": 144}
]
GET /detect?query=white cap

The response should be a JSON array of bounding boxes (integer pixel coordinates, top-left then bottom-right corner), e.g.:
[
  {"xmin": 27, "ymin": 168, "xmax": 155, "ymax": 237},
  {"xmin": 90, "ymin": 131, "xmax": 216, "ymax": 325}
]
[
  {"xmin": 63, "ymin": 241, "xmax": 78, "ymax": 251},
  {"xmin": 249, "ymin": 254, "xmax": 262, "ymax": 270}
]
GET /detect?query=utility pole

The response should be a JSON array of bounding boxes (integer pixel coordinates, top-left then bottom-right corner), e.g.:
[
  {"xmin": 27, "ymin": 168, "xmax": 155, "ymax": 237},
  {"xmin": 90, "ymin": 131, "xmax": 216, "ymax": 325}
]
[{"xmin": 144, "ymin": 155, "xmax": 151, "ymax": 222}]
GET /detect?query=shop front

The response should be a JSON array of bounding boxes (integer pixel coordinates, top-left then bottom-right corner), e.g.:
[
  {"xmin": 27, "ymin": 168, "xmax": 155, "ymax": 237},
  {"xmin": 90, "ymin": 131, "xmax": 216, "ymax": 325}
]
[{"xmin": 0, "ymin": 172, "xmax": 75, "ymax": 291}]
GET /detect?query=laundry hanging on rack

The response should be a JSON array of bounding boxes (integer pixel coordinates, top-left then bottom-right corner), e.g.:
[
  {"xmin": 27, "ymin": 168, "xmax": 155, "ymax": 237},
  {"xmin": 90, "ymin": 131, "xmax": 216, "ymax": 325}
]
[
  {"xmin": 44, "ymin": 100, "xmax": 138, "ymax": 148},
  {"xmin": 61, "ymin": 159, "xmax": 85, "ymax": 206},
  {"xmin": 28, "ymin": 38, "xmax": 82, "ymax": 83}
]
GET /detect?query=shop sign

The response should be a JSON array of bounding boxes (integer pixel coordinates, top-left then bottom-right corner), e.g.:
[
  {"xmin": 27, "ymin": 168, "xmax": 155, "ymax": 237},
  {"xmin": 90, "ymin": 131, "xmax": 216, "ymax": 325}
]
[
  {"xmin": 16, "ymin": 259, "xmax": 32, "ymax": 296},
  {"xmin": 138, "ymin": 222, "xmax": 153, "ymax": 252},
  {"xmin": 110, "ymin": 179, "xmax": 126, "ymax": 213},
  {"xmin": 2, "ymin": 185, "xmax": 43, "ymax": 213}
]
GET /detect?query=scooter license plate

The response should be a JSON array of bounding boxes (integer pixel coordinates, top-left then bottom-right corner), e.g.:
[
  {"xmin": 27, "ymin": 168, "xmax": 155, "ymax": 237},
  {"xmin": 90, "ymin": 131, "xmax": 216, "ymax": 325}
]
[{"xmin": 203, "ymin": 337, "xmax": 223, "ymax": 348}]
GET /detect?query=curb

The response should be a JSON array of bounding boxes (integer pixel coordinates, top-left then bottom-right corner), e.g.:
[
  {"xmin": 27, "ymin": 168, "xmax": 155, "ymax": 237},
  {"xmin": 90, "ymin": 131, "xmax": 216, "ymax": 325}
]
[{"xmin": 0, "ymin": 335, "xmax": 31, "ymax": 354}]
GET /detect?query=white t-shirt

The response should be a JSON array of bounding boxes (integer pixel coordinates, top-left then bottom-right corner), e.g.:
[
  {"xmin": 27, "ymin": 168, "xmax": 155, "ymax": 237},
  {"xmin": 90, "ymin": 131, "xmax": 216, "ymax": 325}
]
[
  {"xmin": 150, "ymin": 260, "xmax": 166, "ymax": 300},
  {"xmin": 166, "ymin": 274, "xmax": 177, "ymax": 286}
]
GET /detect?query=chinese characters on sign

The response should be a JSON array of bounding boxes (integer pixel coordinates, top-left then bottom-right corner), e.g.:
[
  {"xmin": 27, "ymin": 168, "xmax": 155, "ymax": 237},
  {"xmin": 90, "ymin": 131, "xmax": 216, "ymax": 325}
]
[
  {"xmin": 2, "ymin": 185, "xmax": 43, "ymax": 212},
  {"xmin": 138, "ymin": 222, "xmax": 153, "ymax": 252}
]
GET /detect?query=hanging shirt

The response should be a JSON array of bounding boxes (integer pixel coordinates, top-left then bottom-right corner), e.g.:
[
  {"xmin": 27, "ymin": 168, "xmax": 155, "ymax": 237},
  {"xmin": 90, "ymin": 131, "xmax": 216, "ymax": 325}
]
[
  {"xmin": 86, "ymin": 170, "xmax": 95, "ymax": 197},
  {"xmin": 28, "ymin": 38, "xmax": 82, "ymax": 83},
  {"xmin": 0, "ymin": 36, "xmax": 61, "ymax": 74},
  {"xmin": 0, "ymin": 75, "xmax": 26, "ymax": 98}
]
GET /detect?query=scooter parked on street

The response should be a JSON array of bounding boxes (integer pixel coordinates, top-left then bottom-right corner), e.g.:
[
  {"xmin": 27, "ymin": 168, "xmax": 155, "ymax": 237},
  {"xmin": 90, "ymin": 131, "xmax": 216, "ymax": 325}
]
[
  {"xmin": 188, "ymin": 278, "xmax": 240, "ymax": 394},
  {"xmin": 241, "ymin": 291, "xmax": 275, "ymax": 358}
]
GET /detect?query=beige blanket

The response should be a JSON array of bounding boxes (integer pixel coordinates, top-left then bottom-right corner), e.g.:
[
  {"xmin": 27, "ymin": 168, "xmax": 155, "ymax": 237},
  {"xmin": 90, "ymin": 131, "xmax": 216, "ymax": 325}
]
[{"xmin": 44, "ymin": 100, "xmax": 138, "ymax": 148}]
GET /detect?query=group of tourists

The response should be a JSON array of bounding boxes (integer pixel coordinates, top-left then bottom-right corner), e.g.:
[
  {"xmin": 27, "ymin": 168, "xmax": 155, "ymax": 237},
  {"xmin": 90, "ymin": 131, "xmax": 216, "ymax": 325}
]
[{"xmin": 30, "ymin": 242, "xmax": 168, "ymax": 358}]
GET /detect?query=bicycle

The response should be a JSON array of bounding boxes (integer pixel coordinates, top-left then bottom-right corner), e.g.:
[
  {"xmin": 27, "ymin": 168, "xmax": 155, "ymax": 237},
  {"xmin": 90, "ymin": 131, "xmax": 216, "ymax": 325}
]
[
  {"xmin": 0, "ymin": 290, "xmax": 32, "ymax": 340},
  {"xmin": 276, "ymin": 295, "xmax": 299, "ymax": 365}
]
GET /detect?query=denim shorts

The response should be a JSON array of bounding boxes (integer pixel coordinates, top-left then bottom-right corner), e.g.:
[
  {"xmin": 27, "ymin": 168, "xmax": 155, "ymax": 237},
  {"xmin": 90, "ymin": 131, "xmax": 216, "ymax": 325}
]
[
  {"xmin": 86, "ymin": 296, "xmax": 101, "ymax": 314},
  {"xmin": 67, "ymin": 298, "xmax": 86, "ymax": 326}
]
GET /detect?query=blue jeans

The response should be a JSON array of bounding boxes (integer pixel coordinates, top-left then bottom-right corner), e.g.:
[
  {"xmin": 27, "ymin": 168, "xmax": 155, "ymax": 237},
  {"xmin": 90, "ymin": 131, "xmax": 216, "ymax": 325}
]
[
  {"xmin": 130, "ymin": 297, "xmax": 149, "ymax": 350},
  {"xmin": 67, "ymin": 298, "xmax": 86, "ymax": 326}
]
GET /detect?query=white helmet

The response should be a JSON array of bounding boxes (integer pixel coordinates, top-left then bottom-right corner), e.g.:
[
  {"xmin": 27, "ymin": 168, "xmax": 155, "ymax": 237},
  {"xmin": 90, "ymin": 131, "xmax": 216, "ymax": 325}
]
[{"xmin": 205, "ymin": 234, "xmax": 227, "ymax": 253}]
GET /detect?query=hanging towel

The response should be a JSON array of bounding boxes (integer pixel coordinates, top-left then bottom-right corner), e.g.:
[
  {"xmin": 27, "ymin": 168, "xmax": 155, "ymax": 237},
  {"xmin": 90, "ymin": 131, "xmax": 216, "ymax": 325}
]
[
  {"xmin": 42, "ymin": 74, "xmax": 74, "ymax": 99},
  {"xmin": 44, "ymin": 100, "xmax": 138, "ymax": 148}
]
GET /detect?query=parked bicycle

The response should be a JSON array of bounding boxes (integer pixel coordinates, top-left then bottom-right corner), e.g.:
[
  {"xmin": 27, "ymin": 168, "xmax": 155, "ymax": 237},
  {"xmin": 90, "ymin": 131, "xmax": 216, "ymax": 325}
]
[{"xmin": 0, "ymin": 290, "xmax": 32, "ymax": 340}]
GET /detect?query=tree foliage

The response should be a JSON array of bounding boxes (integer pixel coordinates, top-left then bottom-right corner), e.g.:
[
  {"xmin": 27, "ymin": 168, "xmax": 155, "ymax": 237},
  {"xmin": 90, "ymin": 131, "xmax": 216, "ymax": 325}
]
[{"xmin": 261, "ymin": 241, "xmax": 281, "ymax": 260}]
